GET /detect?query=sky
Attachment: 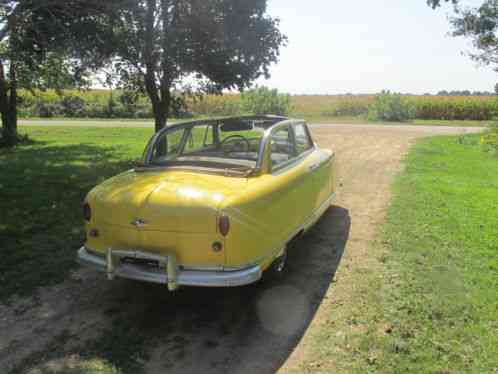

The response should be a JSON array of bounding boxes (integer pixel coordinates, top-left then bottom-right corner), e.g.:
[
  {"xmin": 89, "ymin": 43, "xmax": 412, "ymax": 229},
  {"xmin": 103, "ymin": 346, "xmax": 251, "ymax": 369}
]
[{"xmin": 255, "ymin": 0, "xmax": 497, "ymax": 94}]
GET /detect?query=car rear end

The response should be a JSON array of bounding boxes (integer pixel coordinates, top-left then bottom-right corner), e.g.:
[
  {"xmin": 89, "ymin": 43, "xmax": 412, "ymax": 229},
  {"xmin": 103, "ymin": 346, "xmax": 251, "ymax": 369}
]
[{"xmin": 78, "ymin": 169, "xmax": 262, "ymax": 289}]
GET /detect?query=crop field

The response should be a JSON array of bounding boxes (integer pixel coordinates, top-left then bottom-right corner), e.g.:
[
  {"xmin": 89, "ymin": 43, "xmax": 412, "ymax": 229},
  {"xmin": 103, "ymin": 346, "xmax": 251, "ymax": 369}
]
[{"xmin": 16, "ymin": 89, "xmax": 497, "ymax": 124}]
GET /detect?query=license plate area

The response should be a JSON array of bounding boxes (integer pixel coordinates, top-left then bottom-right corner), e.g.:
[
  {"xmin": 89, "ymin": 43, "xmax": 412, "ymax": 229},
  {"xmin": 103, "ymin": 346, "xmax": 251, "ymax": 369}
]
[
  {"xmin": 121, "ymin": 257, "xmax": 160, "ymax": 268},
  {"xmin": 107, "ymin": 248, "xmax": 178, "ymax": 291}
]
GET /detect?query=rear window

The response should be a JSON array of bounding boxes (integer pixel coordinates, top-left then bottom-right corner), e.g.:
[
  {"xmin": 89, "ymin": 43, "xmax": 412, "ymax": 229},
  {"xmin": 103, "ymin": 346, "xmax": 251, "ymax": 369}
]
[{"xmin": 148, "ymin": 120, "xmax": 265, "ymax": 170}]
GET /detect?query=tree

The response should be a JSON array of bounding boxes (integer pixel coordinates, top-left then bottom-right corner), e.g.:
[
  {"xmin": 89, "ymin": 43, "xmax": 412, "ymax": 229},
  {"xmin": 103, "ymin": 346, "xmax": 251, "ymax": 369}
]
[
  {"xmin": 241, "ymin": 86, "xmax": 291, "ymax": 116},
  {"xmin": 0, "ymin": 1, "xmax": 118, "ymax": 146},
  {"xmin": 427, "ymin": 0, "xmax": 497, "ymax": 73},
  {"xmin": 109, "ymin": 0, "xmax": 287, "ymax": 132}
]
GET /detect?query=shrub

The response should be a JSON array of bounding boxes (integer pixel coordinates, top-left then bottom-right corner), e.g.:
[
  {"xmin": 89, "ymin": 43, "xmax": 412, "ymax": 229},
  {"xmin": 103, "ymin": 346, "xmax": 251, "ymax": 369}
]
[
  {"xmin": 35, "ymin": 101, "xmax": 63, "ymax": 118},
  {"xmin": 368, "ymin": 91, "xmax": 416, "ymax": 122},
  {"xmin": 60, "ymin": 95, "xmax": 86, "ymax": 117},
  {"xmin": 241, "ymin": 86, "xmax": 291, "ymax": 116},
  {"xmin": 481, "ymin": 122, "xmax": 498, "ymax": 154}
]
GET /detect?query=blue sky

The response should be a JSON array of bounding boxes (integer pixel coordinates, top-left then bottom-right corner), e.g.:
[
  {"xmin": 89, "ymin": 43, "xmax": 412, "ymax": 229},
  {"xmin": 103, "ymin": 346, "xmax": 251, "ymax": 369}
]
[{"xmin": 256, "ymin": 0, "xmax": 497, "ymax": 94}]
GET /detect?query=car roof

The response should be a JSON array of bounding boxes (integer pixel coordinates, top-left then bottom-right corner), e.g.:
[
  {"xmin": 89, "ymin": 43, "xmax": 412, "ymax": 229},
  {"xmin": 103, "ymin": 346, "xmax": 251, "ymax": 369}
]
[{"xmin": 157, "ymin": 115, "xmax": 297, "ymax": 135}]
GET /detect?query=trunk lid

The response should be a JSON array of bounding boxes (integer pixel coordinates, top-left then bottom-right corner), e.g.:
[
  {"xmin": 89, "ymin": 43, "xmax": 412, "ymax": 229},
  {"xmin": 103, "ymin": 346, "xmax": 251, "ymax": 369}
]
[{"xmin": 89, "ymin": 169, "xmax": 247, "ymax": 233}]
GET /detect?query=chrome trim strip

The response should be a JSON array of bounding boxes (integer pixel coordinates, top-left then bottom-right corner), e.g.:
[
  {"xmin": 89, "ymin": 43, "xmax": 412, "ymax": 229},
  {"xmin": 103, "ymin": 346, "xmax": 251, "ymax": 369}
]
[
  {"xmin": 177, "ymin": 266, "xmax": 262, "ymax": 287},
  {"xmin": 77, "ymin": 247, "xmax": 107, "ymax": 271},
  {"xmin": 77, "ymin": 247, "xmax": 262, "ymax": 288}
]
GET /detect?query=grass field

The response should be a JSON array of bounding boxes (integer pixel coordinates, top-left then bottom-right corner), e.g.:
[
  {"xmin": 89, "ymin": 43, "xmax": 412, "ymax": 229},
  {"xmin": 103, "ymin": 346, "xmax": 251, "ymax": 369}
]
[
  {"xmin": 0, "ymin": 127, "xmax": 154, "ymax": 302},
  {"xmin": 376, "ymin": 135, "xmax": 498, "ymax": 372},
  {"xmin": 302, "ymin": 133, "xmax": 498, "ymax": 373}
]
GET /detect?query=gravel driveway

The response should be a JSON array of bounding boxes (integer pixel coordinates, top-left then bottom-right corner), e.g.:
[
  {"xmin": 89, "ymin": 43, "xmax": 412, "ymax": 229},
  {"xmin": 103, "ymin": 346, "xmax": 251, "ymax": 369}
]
[{"xmin": 0, "ymin": 124, "xmax": 483, "ymax": 373}]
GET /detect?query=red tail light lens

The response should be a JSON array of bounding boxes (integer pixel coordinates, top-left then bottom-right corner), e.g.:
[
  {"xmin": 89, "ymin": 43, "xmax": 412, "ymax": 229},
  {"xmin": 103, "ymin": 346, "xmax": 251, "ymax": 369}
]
[
  {"xmin": 218, "ymin": 215, "xmax": 230, "ymax": 237},
  {"xmin": 83, "ymin": 203, "xmax": 91, "ymax": 222}
]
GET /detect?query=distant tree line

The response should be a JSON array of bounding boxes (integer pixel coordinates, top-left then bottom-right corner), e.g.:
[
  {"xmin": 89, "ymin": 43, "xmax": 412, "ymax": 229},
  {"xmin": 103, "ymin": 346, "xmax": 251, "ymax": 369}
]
[{"xmin": 435, "ymin": 90, "xmax": 497, "ymax": 96}]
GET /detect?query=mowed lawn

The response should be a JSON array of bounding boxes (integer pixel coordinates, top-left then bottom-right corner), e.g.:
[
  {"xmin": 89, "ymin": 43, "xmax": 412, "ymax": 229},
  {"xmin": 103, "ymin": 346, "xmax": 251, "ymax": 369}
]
[
  {"xmin": 0, "ymin": 127, "xmax": 154, "ymax": 301},
  {"xmin": 353, "ymin": 134, "xmax": 498, "ymax": 373}
]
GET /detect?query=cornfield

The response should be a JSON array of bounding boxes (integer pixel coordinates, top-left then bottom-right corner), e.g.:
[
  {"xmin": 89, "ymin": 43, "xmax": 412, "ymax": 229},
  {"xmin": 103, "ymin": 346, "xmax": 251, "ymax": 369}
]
[{"xmin": 16, "ymin": 89, "xmax": 498, "ymax": 121}]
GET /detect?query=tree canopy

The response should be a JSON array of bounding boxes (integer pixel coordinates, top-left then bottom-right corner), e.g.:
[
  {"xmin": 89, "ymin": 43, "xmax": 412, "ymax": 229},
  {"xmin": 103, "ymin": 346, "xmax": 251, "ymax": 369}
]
[
  {"xmin": 0, "ymin": 0, "xmax": 119, "ymax": 146},
  {"xmin": 428, "ymin": 0, "xmax": 497, "ymax": 73},
  {"xmin": 108, "ymin": 0, "xmax": 287, "ymax": 132}
]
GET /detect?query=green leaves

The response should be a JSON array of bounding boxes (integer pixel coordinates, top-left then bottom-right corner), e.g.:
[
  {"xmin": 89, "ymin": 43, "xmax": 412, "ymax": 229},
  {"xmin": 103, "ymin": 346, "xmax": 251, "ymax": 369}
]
[
  {"xmin": 367, "ymin": 91, "xmax": 416, "ymax": 122},
  {"xmin": 241, "ymin": 86, "xmax": 291, "ymax": 116},
  {"xmin": 428, "ymin": 0, "xmax": 498, "ymax": 72},
  {"xmin": 105, "ymin": 0, "xmax": 287, "ymax": 130}
]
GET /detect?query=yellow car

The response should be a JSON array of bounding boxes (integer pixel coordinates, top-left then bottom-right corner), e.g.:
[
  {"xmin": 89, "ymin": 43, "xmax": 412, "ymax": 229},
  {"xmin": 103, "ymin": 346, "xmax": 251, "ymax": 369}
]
[{"xmin": 77, "ymin": 116, "xmax": 335, "ymax": 290}]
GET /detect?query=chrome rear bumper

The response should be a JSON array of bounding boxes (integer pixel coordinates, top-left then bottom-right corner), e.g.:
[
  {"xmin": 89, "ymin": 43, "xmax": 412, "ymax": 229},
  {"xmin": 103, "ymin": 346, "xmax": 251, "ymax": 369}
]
[{"xmin": 77, "ymin": 247, "xmax": 262, "ymax": 290}]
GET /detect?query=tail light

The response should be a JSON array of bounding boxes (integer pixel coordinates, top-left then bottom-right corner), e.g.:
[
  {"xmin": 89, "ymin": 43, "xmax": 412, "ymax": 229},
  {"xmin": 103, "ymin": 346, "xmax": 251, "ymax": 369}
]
[
  {"xmin": 218, "ymin": 215, "xmax": 230, "ymax": 237},
  {"xmin": 83, "ymin": 203, "xmax": 91, "ymax": 222}
]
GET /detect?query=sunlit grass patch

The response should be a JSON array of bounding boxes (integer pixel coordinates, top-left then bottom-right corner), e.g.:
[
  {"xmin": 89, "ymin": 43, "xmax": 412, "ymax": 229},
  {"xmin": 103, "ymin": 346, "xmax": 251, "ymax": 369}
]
[
  {"xmin": 26, "ymin": 357, "xmax": 120, "ymax": 374},
  {"xmin": 364, "ymin": 134, "xmax": 498, "ymax": 372}
]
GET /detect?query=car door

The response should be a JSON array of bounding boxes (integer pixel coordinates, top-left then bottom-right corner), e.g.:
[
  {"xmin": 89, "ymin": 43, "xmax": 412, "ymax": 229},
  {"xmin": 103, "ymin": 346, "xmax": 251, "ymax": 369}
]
[
  {"xmin": 302, "ymin": 123, "xmax": 334, "ymax": 215},
  {"xmin": 265, "ymin": 123, "xmax": 317, "ymax": 241},
  {"xmin": 290, "ymin": 122, "xmax": 320, "ymax": 225},
  {"xmin": 223, "ymin": 123, "xmax": 309, "ymax": 268}
]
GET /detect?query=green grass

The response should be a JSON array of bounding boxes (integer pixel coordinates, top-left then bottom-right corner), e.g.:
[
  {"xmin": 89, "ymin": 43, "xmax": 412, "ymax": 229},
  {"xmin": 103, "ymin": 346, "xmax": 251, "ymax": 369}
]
[
  {"xmin": 0, "ymin": 127, "xmax": 153, "ymax": 302},
  {"xmin": 361, "ymin": 134, "xmax": 498, "ymax": 373},
  {"xmin": 291, "ymin": 132, "xmax": 498, "ymax": 373}
]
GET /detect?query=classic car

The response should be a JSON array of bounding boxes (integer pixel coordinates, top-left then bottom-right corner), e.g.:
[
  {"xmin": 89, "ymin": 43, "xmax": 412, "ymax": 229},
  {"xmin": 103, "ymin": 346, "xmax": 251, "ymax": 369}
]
[{"xmin": 77, "ymin": 115, "xmax": 336, "ymax": 290}]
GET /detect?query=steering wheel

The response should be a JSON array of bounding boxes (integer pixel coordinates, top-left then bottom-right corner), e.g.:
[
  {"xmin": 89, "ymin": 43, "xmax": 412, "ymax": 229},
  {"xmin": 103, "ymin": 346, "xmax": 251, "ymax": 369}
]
[{"xmin": 220, "ymin": 135, "xmax": 250, "ymax": 154}]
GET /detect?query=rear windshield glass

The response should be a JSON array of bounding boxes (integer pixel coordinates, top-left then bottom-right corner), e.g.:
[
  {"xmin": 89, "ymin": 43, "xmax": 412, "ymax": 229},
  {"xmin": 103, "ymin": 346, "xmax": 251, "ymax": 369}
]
[{"xmin": 147, "ymin": 119, "xmax": 274, "ymax": 171}]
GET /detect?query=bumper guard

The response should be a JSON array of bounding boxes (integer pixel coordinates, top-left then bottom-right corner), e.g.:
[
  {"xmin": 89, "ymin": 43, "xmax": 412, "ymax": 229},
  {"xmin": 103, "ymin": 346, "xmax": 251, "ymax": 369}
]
[{"xmin": 77, "ymin": 247, "xmax": 262, "ymax": 290}]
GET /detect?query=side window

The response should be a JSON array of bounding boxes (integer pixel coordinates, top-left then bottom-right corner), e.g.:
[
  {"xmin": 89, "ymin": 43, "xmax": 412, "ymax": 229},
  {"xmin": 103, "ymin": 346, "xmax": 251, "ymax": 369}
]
[
  {"xmin": 294, "ymin": 123, "xmax": 313, "ymax": 155},
  {"xmin": 183, "ymin": 125, "xmax": 214, "ymax": 154},
  {"xmin": 270, "ymin": 126, "xmax": 296, "ymax": 168}
]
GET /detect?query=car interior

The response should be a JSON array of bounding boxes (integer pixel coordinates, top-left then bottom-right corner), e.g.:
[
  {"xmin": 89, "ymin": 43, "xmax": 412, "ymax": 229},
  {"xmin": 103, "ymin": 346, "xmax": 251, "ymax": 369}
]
[{"xmin": 149, "ymin": 119, "xmax": 299, "ymax": 170}]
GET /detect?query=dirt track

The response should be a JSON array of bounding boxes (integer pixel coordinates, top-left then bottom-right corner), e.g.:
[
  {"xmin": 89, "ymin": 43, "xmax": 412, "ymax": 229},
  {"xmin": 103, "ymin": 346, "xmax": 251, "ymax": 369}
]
[{"xmin": 0, "ymin": 125, "xmax": 483, "ymax": 373}]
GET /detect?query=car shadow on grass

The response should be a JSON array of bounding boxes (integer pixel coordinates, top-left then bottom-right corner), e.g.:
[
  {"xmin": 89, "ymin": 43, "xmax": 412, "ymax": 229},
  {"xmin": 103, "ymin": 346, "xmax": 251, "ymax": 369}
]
[{"xmin": 85, "ymin": 205, "xmax": 351, "ymax": 374}]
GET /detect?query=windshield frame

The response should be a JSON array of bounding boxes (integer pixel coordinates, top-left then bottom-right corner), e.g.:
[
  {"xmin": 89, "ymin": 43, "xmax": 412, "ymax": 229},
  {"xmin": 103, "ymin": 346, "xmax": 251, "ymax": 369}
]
[{"xmin": 141, "ymin": 115, "xmax": 310, "ymax": 175}]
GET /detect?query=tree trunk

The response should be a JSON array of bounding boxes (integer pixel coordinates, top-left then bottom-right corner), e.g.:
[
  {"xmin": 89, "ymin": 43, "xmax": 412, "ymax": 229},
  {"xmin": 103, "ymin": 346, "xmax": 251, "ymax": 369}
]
[
  {"xmin": 143, "ymin": 0, "xmax": 173, "ymax": 134},
  {"xmin": 153, "ymin": 107, "xmax": 167, "ymax": 133},
  {"xmin": 0, "ymin": 60, "xmax": 18, "ymax": 147}
]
